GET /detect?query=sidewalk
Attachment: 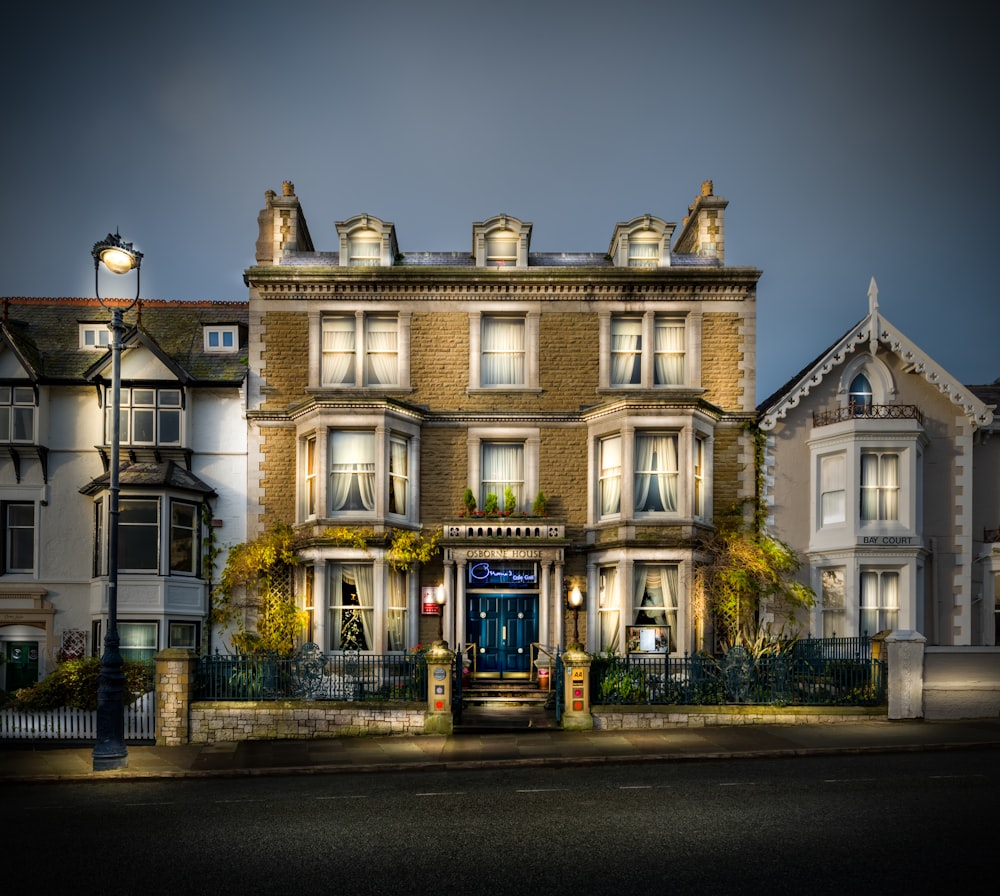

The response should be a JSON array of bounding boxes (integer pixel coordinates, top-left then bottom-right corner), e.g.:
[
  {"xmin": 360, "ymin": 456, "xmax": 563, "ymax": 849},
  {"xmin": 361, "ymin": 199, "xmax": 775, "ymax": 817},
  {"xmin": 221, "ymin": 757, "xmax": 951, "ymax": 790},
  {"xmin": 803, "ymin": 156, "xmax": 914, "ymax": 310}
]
[{"xmin": 3, "ymin": 717, "xmax": 1000, "ymax": 783}]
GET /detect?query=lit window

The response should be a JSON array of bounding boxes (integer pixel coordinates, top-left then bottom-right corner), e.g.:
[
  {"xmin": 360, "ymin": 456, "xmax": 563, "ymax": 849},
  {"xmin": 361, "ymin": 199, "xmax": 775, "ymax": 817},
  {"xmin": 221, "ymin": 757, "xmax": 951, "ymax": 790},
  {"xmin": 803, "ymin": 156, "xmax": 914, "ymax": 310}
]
[
  {"xmin": 329, "ymin": 431, "xmax": 376, "ymax": 514},
  {"xmin": 0, "ymin": 387, "xmax": 35, "ymax": 443},
  {"xmin": 303, "ymin": 436, "xmax": 317, "ymax": 518},
  {"xmin": 633, "ymin": 564, "xmax": 678, "ymax": 653},
  {"xmin": 608, "ymin": 315, "xmax": 686, "ymax": 387},
  {"xmin": 628, "ymin": 239, "xmax": 659, "ymax": 268},
  {"xmin": 2, "ymin": 502, "xmax": 35, "ymax": 573},
  {"xmin": 634, "ymin": 434, "xmax": 678, "ymax": 513},
  {"xmin": 118, "ymin": 622, "xmax": 158, "ymax": 662},
  {"xmin": 204, "ymin": 326, "xmax": 238, "ymax": 352},
  {"xmin": 481, "ymin": 442, "xmax": 524, "ymax": 511},
  {"xmin": 481, "ymin": 317, "xmax": 525, "ymax": 386},
  {"xmin": 694, "ymin": 436, "xmax": 707, "ymax": 518},
  {"xmin": 611, "ymin": 318, "xmax": 641, "ymax": 385},
  {"xmin": 329, "ymin": 563, "xmax": 373, "ymax": 651},
  {"xmin": 599, "ymin": 567, "xmax": 621, "ymax": 651},
  {"xmin": 322, "ymin": 317, "xmax": 356, "ymax": 385},
  {"xmin": 599, "ymin": 435, "xmax": 622, "ymax": 517},
  {"xmin": 348, "ymin": 230, "xmax": 382, "ymax": 266},
  {"xmin": 387, "ymin": 568, "xmax": 408, "ymax": 652},
  {"xmin": 654, "ymin": 319, "xmax": 685, "ymax": 385},
  {"xmin": 820, "ymin": 454, "xmax": 846, "ymax": 525},
  {"xmin": 860, "ymin": 569, "xmax": 899, "ymax": 635},
  {"xmin": 80, "ymin": 324, "xmax": 111, "ymax": 350},
  {"xmin": 860, "ymin": 452, "xmax": 898, "ymax": 521},
  {"xmin": 107, "ymin": 388, "xmax": 182, "ymax": 447},
  {"xmin": 486, "ymin": 231, "xmax": 518, "ymax": 266}
]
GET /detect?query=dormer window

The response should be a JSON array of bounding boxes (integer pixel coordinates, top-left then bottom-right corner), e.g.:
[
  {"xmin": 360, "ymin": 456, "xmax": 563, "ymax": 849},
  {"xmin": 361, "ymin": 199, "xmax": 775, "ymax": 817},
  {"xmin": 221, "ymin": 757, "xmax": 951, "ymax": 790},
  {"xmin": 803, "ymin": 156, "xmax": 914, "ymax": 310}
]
[
  {"xmin": 80, "ymin": 324, "xmax": 111, "ymax": 350},
  {"xmin": 473, "ymin": 215, "xmax": 532, "ymax": 268},
  {"xmin": 204, "ymin": 326, "xmax": 239, "ymax": 352},
  {"xmin": 628, "ymin": 237, "xmax": 660, "ymax": 269},
  {"xmin": 335, "ymin": 215, "xmax": 398, "ymax": 268},
  {"xmin": 486, "ymin": 232, "xmax": 518, "ymax": 266},
  {"xmin": 609, "ymin": 215, "xmax": 675, "ymax": 269}
]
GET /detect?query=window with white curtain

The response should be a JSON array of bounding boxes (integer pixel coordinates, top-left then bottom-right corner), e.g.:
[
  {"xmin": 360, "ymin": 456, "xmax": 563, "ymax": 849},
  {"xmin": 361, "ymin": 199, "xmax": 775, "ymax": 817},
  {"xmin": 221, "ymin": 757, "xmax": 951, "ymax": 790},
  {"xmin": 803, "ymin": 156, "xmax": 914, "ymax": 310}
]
[
  {"xmin": 611, "ymin": 317, "xmax": 641, "ymax": 385},
  {"xmin": 653, "ymin": 319, "xmax": 685, "ymax": 385},
  {"xmin": 386, "ymin": 568, "xmax": 408, "ymax": 652},
  {"xmin": 304, "ymin": 436, "xmax": 317, "ymax": 517},
  {"xmin": 118, "ymin": 622, "xmax": 158, "ymax": 662},
  {"xmin": 633, "ymin": 565, "xmax": 678, "ymax": 652},
  {"xmin": 634, "ymin": 434, "xmax": 679, "ymax": 513},
  {"xmin": 860, "ymin": 569, "xmax": 899, "ymax": 635},
  {"xmin": 348, "ymin": 231, "xmax": 381, "ymax": 266},
  {"xmin": 820, "ymin": 568, "xmax": 845, "ymax": 638},
  {"xmin": 694, "ymin": 436, "xmax": 707, "ymax": 518},
  {"xmin": 599, "ymin": 435, "xmax": 622, "ymax": 517},
  {"xmin": 860, "ymin": 452, "xmax": 898, "ymax": 521},
  {"xmin": 486, "ymin": 232, "xmax": 518, "ymax": 266},
  {"xmin": 481, "ymin": 442, "xmax": 524, "ymax": 510},
  {"xmin": 628, "ymin": 240, "xmax": 659, "ymax": 268},
  {"xmin": 329, "ymin": 563, "xmax": 374, "ymax": 651},
  {"xmin": 609, "ymin": 315, "xmax": 686, "ymax": 387},
  {"xmin": 599, "ymin": 567, "xmax": 621, "ymax": 651},
  {"xmin": 322, "ymin": 314, "xmax": 399, "ymax": 387},
  {"xmin": 481, "ymin": 317, "xmax": 525, "ymax": 386},
  {"xmin": 389, "ymin": 434, "xmax": 409, "ymax": 516},
  {"xmin": 329, "ymin": 431, "xmax": 376, "ymax": 513},
  {"xmin": 820, "ymin": 454, "xmax": 846, "ymax": 525}
]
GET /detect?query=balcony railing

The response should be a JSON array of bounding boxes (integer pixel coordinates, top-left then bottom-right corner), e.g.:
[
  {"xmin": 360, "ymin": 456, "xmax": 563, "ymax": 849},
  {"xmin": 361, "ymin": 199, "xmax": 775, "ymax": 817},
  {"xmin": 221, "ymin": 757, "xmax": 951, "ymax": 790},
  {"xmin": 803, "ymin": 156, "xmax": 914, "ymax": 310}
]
[{"xmin": 813, "ymin": 404, "xmax": 923, "ymax": 427}]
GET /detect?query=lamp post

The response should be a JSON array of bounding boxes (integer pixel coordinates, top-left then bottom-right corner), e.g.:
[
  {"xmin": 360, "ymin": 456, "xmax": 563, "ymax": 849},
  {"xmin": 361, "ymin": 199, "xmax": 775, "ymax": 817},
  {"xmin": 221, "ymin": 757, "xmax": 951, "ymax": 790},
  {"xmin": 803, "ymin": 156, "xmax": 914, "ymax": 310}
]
[
  {"xmin": 568, "ymin": 584, "xmax": 583, "ymax": 648},
  {"xmin": 91, "ymin": 231, "xmax": 142, "ymax": 772},
  {"xmin": 435, "ymin": 585, "xmax": 447, "ymax": 645}
]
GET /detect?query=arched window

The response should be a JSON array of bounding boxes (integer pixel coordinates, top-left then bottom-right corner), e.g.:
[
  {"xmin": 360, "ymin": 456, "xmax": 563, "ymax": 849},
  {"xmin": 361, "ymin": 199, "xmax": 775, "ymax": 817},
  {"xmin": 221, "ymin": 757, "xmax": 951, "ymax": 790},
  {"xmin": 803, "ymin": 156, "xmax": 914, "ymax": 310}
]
[{"xmin": 849, "ymin": 373, "xmax": 873, "ymax": 416}]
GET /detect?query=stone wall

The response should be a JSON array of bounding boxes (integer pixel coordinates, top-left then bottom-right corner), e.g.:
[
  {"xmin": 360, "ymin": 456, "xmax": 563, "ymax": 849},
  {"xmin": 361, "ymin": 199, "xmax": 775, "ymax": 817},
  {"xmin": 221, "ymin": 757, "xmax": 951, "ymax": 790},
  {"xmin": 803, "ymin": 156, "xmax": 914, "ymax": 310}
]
[
  {"xmin": 188, "ymin": 701, "xmax": 427, "ymax": 743},
  {"xmin": 593, "ymin": 705, "xmax": 886, "ymax": 729}
]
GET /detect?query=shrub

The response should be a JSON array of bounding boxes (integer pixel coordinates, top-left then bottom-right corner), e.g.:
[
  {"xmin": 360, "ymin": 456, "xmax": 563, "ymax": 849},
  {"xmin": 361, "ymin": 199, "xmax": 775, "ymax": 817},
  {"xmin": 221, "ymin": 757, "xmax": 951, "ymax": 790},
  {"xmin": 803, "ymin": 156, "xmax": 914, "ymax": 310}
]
[{"xmin": 5, "ymin": 657, "xmax": 153, "ymax": 711}]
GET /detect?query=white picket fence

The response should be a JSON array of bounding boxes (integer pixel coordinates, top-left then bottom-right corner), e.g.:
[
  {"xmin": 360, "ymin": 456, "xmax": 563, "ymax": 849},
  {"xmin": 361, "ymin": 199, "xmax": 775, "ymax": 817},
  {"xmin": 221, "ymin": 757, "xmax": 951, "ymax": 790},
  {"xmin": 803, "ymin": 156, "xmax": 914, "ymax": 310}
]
[{"xmin": 0, "ymin": 691, "xmax": 155, "ymax": 741}]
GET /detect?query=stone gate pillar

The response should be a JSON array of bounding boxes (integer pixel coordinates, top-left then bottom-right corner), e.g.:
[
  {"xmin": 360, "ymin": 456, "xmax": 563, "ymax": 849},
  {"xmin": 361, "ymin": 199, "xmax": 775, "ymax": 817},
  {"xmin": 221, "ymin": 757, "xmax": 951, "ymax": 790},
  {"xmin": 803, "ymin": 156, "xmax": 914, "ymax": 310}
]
[{"xmin": 154, "ymin": 647, "xmax": 198, "ymax": 746}]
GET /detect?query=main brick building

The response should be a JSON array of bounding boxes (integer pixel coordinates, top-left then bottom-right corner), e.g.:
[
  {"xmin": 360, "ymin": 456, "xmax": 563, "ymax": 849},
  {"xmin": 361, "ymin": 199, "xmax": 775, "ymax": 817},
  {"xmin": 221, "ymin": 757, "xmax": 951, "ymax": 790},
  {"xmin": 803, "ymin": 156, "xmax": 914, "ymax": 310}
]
[{"xmin": 244, "ymin": 181, "xmax": 759, "ymax": 674}]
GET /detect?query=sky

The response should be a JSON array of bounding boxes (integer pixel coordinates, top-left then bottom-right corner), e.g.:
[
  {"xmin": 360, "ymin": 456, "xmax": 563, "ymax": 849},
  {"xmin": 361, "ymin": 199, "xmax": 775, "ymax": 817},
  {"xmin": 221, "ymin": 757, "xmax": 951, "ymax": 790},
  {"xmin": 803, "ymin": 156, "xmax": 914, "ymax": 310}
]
[{"xmin": 2, "ymin": 1, "xmax": 996, "ymax": 402}]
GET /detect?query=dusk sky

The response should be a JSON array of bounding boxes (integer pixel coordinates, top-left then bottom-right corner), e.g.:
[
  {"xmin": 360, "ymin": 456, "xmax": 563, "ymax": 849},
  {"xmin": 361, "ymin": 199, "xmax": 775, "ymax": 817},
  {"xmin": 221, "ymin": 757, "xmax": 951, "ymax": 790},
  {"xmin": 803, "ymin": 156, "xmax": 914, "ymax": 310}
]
[{"xmin": 2, "ymin": 1, "xmax": 996, "ymax": 402}]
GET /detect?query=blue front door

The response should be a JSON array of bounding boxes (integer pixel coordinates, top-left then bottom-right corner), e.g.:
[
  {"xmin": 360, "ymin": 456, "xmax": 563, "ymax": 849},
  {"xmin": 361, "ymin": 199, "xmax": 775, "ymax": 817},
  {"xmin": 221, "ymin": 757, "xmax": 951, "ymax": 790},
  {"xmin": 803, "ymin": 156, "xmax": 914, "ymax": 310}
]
[{"xmin": 469, "ymin": 594, "xmax": 538, "ymax": 678}]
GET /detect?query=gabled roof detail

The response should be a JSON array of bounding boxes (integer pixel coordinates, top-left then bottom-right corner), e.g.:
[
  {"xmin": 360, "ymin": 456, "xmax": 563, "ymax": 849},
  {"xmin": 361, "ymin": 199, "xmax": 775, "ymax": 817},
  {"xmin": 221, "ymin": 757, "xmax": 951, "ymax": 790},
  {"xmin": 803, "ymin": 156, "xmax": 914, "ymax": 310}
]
[{"xmin": 758, "ymin": 278, "xmax": 995, "ymax": 431}]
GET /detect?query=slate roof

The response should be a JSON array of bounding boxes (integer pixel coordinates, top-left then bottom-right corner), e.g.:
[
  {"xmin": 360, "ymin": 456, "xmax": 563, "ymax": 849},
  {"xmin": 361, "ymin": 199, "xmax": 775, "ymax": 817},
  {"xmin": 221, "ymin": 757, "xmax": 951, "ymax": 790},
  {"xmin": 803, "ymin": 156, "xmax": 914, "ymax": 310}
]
[
  {"xmin": 274, "ymin": 250, "xmax": 719, "ymax": 269},
  {"xmin": 79, "ymin": 460, "xmax": 217, "ymax": 497},
  {"xmin": 0, "ymin": 298, "xmax": 249, "ymax": 384}
]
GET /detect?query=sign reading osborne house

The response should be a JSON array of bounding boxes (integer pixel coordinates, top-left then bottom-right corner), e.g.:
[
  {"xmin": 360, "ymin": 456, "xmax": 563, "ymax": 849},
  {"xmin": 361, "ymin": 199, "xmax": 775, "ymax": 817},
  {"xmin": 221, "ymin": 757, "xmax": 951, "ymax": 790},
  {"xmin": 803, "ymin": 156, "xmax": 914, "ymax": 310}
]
[{"xmin": 244, "ymin": 178, "xmax": 759, "ymax": 673}]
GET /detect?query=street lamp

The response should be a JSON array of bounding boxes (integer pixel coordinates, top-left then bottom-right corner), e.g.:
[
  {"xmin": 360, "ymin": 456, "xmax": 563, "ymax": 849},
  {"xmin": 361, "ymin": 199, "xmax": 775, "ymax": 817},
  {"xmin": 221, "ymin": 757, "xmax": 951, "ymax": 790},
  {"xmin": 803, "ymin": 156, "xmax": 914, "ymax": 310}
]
[
  {"xmin": 435, "ymin": 585, "xmax": 447, "ymax": 645},
  {"xmin": 91, "ymin": 231, "xmax": 142, "ymax": 772},
  {"xmin": 568, "ymin": 584, "xmax": 583, "ymax": 648}
]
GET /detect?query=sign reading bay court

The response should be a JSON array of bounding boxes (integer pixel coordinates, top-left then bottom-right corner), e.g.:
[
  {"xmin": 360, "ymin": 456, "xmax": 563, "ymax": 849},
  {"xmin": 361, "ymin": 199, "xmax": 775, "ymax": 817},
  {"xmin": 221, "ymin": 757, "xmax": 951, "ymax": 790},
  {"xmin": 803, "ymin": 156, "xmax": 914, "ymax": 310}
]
[{"xmin": 857, "ymin": 536, "xmax": 916, "ymax": 546}]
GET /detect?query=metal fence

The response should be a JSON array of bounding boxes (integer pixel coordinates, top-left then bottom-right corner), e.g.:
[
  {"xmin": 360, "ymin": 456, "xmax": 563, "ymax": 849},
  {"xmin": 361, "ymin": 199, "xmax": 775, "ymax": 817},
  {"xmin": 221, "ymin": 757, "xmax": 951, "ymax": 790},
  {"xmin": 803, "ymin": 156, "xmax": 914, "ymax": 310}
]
[
  {"xmin": 196, "ymin": 645, "xmax": 427, "ymax": 702},
  {"xmin": 593, "ymin": 637, "xmax": 886, "ymax": 707}
]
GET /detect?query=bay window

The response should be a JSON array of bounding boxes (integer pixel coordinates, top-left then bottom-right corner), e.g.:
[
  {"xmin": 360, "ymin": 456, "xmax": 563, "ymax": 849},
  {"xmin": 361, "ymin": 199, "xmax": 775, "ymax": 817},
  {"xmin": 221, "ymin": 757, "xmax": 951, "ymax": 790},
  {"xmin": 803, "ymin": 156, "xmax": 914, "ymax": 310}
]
[
  {"xmin": 389, "ymin": 435, "xmax": 409, "ymax": 517},
  {"xmin": 633, "ymin": 564, "xmax": 678, "ymax": 652},
  {"xmin": 599, "ymin": 435, "xmax": 622, "ymax": 517},
  {"xmin": 386, "ymin": 569, "xmax": 408, "ymax": 652},
  {"xmin": 634, "ymin": 433, "xmax": 678, "ymax": 513},
  {"xmin": 860, "ymin": 569, "xmax": 899, "ymax": 635},
  {"xmin": 169, "ymin": 501, "xmax": 199, "ymax": 575},
  {"xmin": 598, "ymin": 566, "xmax": 621, "ymax": 651},
  {"xmin": 118, "ymin": 622, "xmax": 157, "ymax": 662},
  {"xmin": 820, "ymin": 568, "xmax": 845, "ymax": 638},
  {"xmin": 860, "ymin": 452, "xmax": 898, "ymax": 521},
  {"xmin": 330, "ymin": 563, "xmax": 374, "ymax": 651},
  {"xmin": 820, "ymin": 454, "xmax": 846, "ymax": 525},
  {"xmin": 330, "ymin": 431, "xmax": 376, "ymax": 513},
  {"xmin": 119, "ymin": 499, "xmax": 159, "ymax": 572}
]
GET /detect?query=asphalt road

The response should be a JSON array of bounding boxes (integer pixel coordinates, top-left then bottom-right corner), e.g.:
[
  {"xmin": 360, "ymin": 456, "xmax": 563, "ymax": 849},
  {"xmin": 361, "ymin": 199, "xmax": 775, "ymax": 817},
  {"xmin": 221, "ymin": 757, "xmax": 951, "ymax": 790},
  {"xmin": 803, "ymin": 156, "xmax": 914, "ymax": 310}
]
[{"xmin": 9, "ymin": 750, "xmax": 995, "ymax": 894}]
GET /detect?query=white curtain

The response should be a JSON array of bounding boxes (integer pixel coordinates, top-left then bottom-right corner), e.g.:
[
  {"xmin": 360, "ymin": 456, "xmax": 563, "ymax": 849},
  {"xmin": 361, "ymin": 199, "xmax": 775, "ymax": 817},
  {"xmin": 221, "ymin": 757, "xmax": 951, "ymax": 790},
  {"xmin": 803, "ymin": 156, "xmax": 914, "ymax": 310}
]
[
  {"xmin": 634, "ymin": 434, "xmax": 678, "ymax": 512},
  {"xmin": 599, "ymin": 567, "xmax": 620, "ymax": 650},
  {"xmin": 330, "ymin": 564, "xmax": 374, "ymax": 650},
  {"xmin": 861, "ymin": 453, "xmax": 898, "ymax": 521},
  {"xmin": 330, "ymin": 432, "xmax": 375, "ymax": 512},
  {"xmin": 600, "ymin": 436, "xmax": 622, "ymax": 515},
  {"xmin": 389, "ymin": 436, "xmax": 408, "ymax": 516},
  {"xmin": 821, "ymin": 455, "xmax": 846, "ymax": 524},
  {"xmin": 482, "ymin": 317, "xmax": 524, "ymax": 385},
  {"xmin": 633, "ymin": 565, "xmax": 678, "ymax": 652},
  {"xmin": 628, "ymin": 242, "xmax": 658, "ymax": 267},
  {"xmin": 365, "ymin": 317, "xmax": 398, "ymax": 385},
  {"xmin": 654, "ymin": 321, "xmax": 684, "ymax": 385},
  {"xmin": 387, "ymin": 569, "xmax": 407, "ymax": 651},
  {"xmin": 482, "ymin": 443, "xmax": 523, "ymax": 507},
  {"xmin": 860, "ymin": 570, "xmax": 898, "ymax": 635},
  {"xmin": 322, "ymin": 318, "xmax": 356, "ymax": 385},
  {"xmin": 611, "ymin": 318, "xmax": 641, "ymax": 385}
]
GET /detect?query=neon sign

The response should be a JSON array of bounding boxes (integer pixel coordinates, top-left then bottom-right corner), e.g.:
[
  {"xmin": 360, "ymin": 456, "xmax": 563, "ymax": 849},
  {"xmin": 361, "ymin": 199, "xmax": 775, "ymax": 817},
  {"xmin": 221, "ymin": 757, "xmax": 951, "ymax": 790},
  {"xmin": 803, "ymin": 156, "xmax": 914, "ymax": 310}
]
[{"xmin": 468, "ymin": 561, "xmax": 538, "ymax": 587}]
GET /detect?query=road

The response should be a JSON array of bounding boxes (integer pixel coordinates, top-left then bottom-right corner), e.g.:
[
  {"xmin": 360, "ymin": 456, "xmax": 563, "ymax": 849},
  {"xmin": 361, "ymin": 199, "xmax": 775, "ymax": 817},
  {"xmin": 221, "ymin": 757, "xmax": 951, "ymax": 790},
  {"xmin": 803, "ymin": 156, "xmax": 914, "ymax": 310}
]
[{"xmin": 7, "ymin": 750, "xmax": 995, "ymax": 894}]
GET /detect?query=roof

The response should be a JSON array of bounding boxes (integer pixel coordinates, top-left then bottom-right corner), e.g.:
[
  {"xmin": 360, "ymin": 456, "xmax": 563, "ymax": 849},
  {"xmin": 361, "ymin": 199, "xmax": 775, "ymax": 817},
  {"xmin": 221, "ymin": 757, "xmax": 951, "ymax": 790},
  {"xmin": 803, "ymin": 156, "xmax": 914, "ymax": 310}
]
[
  {"xmin": 79, "ymin": 460, "xmax": 217, "ymax": 497},
  {"xmin": 275, "ymin": 250, "xmax": 721, "ymax": 269},
  {"xmin": 757, "ymin": 281, "xmax": 994, "ymax": 431},
  {"xmin": 0, "ymin": 298, "xmax": 249, "ymax": 384}
]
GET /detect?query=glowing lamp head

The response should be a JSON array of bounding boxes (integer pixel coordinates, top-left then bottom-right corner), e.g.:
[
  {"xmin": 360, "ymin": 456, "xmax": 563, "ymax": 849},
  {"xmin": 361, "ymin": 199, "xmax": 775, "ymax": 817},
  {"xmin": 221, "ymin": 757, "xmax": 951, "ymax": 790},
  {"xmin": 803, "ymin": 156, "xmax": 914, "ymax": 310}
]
[
  {"xmin": 568, "ymin": 585, "xmax": 582, "ymax": 609},
  {"xmin": 93, "ymin": 232, "xmax": 142, "ymax": 275},
  {"xmin": 435, "ymin": 585, "xmax": 446, "ymax": 607}
]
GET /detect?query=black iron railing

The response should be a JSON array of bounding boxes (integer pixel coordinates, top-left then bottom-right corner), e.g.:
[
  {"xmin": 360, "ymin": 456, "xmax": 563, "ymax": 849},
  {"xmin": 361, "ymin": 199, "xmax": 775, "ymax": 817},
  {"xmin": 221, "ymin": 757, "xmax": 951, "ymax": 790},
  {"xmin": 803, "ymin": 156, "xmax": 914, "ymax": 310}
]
[{"xmin": 813, "ymin": 404, "xmax": 923, "ymax": 427}]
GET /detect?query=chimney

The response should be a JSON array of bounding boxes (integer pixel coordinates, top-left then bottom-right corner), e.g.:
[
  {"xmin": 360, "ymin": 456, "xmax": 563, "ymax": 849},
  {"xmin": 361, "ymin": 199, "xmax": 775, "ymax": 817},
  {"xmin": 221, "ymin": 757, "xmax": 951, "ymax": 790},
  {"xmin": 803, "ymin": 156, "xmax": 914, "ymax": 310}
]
[
  {"xmin": 674, "ymin": 180, "xmax": 728, "ymax": 263},
  {"xmin": 255, "ymin": 181, "xmax": 315, "ymax": 265}
]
